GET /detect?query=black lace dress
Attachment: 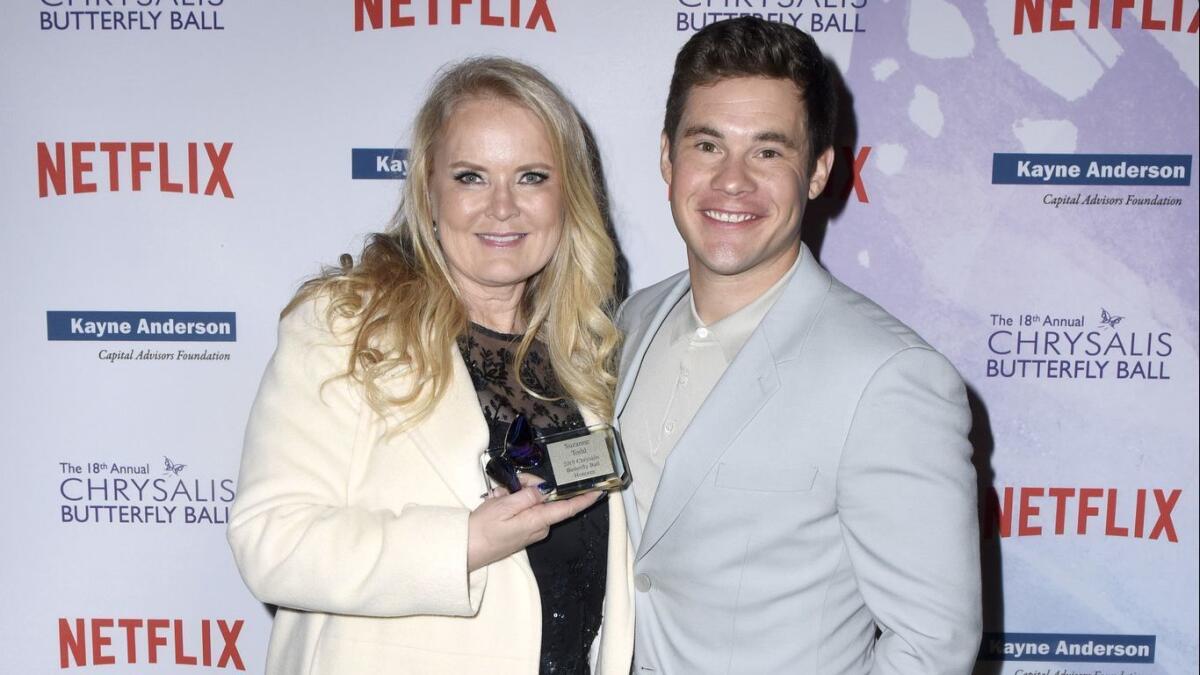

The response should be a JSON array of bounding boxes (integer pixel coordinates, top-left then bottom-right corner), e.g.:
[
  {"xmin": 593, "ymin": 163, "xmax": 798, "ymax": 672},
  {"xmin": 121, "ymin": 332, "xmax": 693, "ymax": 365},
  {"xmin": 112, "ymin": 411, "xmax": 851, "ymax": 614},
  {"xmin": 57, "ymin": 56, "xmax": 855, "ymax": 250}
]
[{"xmin": 457, "ymin": 322, "xmax": 609, "ymax": 675}]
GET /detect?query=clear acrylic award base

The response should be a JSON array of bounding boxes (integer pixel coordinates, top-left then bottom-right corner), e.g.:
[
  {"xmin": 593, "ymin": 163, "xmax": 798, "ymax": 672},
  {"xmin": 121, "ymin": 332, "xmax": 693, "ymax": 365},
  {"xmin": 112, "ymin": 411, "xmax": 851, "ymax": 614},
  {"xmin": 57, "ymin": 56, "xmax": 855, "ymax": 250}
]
[{"xmin": 481, "ymin": 423, "xmax": 631, "ymax": 501}]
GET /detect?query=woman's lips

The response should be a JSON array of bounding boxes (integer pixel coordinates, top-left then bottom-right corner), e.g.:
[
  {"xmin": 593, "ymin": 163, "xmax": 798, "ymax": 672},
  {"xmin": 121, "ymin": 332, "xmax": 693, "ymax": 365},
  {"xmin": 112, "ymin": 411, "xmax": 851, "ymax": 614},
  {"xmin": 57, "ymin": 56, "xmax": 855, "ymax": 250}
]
[{"xmin": 477, "ymin": 232, "xmax": 527, "ymax": 247}]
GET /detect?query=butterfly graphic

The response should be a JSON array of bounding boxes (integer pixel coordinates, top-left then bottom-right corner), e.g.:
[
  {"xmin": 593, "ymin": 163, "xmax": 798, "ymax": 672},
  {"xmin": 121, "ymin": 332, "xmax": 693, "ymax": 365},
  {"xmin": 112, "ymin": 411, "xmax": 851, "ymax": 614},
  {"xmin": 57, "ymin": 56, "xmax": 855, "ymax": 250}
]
[
  {"xmin": 163, "ymin": 456, "xmax": 187, "ymax": 475},
  {"xmin": 1099, "ymin": 308, "xmax": 1124, "ymax": 330}
]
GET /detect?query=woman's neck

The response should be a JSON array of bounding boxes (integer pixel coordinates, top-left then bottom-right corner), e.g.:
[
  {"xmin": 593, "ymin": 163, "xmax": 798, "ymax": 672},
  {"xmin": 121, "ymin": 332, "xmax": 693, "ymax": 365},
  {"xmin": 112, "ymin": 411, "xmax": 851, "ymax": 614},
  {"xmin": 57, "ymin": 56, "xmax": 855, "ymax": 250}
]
[{"xmin": 458, "ymin": 279, "xmax": 526, "ymax": 334}]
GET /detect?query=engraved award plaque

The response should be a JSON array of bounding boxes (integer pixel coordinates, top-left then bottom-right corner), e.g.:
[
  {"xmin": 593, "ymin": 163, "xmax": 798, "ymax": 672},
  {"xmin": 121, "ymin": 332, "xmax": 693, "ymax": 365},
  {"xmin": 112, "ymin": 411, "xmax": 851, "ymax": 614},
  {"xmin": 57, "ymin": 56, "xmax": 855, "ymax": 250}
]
[{"xmin": 481, "ymin": 416, "xmax": 631, "ymax": 501}]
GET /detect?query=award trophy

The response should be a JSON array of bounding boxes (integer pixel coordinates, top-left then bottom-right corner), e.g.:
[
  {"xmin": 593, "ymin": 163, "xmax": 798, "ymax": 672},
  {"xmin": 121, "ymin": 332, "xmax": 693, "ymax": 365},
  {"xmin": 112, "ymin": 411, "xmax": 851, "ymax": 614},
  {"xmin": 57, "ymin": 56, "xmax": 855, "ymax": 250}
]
[{"xmin": 481, "ymin": 415, "xmax": 631, "ymax": 501}]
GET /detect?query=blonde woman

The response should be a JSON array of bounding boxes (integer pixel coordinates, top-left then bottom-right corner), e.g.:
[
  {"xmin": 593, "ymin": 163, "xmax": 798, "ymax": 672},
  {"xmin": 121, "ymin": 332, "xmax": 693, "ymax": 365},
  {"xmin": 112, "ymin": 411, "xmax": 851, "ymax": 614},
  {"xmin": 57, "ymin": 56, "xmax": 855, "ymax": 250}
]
[{"xmin": 228, "ymin": 58, "xmax": 632, "ymax": 674}]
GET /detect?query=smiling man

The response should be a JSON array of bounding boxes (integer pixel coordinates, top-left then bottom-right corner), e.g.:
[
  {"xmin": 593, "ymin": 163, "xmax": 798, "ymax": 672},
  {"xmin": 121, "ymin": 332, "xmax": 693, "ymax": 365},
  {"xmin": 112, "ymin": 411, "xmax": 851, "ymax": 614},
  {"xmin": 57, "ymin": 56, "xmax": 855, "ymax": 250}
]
[{"xmin": 614, "ymin": 17, "xmax": 982, "ymax": 674}]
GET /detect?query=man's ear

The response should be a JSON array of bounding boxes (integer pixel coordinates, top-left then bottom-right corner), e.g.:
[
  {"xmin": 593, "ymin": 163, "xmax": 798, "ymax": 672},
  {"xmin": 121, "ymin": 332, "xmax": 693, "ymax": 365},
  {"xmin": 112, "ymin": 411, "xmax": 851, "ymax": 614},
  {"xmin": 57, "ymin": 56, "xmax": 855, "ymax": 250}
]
[
  {"xmin": 807, "ymin": 146, "xmax": 836, "ymax": 199},
  {"xmin": 659, "ymin": 132, "xmax": 673, "ymax": 188}
]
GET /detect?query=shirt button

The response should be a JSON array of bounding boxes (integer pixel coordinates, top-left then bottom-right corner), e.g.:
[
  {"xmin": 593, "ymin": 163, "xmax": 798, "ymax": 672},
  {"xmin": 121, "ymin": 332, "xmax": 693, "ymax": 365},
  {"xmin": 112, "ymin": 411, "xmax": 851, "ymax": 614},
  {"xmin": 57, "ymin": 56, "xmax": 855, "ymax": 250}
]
[
  {"xmin": 696, "ymin": 327, "xmax": 710, "ymax": 339},
  {"xmin": 678, "ymin": 375, "xmax": 689, "ymax": 386},
  {"xmin": 635, "ymin": 574, "xmax": 653, "ymax": 592},
  {"xmin": 663, "ymin": 421, "xmax": 675, "ymax": 434}
]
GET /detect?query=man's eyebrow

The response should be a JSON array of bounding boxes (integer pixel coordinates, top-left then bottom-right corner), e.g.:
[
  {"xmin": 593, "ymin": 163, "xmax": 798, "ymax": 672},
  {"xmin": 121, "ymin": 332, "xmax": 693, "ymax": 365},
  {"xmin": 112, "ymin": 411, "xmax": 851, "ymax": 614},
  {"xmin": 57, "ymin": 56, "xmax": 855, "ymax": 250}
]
[
  {"xmin": 681, "ymin": 125, "xmax": 799, "ymax": 150},
  {"xmin": 754, "ymin": 131, "xmax": 799, "ymax": 149},
  {"xmin": 681, "ymin": 125, "xmax": 723, "ymax": 139}
]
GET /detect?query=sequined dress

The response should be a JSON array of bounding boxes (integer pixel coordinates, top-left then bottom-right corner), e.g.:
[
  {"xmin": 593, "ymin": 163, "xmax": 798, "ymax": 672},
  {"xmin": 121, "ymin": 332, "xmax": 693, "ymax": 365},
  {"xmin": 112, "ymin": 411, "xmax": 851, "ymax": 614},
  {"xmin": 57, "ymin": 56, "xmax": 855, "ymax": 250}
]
[{"xmin": 457, "ymin": 323, "xmax": 609, "ymax": 675}]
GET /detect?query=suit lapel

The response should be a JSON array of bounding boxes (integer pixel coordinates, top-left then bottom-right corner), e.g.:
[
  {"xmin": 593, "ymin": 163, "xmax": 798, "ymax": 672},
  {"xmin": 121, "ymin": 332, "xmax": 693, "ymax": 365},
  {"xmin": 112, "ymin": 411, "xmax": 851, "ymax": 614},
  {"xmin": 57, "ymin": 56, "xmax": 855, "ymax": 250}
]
[
  {"xmin": 614, "ymin": 274, "xmax": 690, "ymax": 551},
  {"xmin": 759, "ymin": 244, "xmax": 833, "ymax": 364},
  {"xmin": 614, "ymin": 274, "xmax": 691, "ymax": 420},
  {"xmin": 635, "ymin": 244, "xmax": 833, "ymax": 560},
  {"xmin": 618, "ymin": 462, "xmax": 643, "ymax": 552},
  {"xmin": 636, "ymin": 328, "xmax": 780, "ymax": 560}
]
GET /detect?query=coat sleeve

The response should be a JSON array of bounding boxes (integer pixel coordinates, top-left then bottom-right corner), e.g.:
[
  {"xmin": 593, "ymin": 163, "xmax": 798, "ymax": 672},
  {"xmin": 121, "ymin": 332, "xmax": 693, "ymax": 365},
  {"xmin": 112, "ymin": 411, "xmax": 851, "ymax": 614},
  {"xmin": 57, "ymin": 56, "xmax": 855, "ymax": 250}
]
[
  {"xmin": 227, "ymin": 297, "xmax": 487, "ymax": 618},
  {"xmin": 836, "ymin": 346, "xmax": 982, "ymax": 675}
]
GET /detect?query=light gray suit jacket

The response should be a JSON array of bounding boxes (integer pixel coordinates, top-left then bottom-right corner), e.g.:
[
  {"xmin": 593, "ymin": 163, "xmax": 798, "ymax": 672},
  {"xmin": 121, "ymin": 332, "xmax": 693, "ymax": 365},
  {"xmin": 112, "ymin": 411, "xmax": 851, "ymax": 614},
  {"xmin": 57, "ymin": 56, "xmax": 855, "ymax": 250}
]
[{"xmin": 616, "ymin": 245, "xmax": 981, "ymax": 674}]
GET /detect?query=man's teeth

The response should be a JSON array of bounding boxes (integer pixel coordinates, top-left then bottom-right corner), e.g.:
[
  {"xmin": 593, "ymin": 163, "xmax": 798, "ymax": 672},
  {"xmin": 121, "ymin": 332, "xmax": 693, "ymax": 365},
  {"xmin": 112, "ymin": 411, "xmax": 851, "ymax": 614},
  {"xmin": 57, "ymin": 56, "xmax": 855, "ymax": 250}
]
[
  {"xmin": 703, "ymin": 210, "xmax": 756, "ymax": 223},
  {"xmin": 479, "ymin": 233, "xmax": 525, "ymax": 242}
]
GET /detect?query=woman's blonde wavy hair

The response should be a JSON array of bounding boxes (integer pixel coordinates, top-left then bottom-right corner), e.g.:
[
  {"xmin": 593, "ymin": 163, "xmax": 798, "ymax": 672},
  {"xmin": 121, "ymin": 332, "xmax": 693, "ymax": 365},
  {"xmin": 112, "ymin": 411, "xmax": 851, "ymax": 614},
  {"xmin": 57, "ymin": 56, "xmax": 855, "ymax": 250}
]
[{"xmin": 285, "ymin": 57, "xmax": 620, "ymax": 427}]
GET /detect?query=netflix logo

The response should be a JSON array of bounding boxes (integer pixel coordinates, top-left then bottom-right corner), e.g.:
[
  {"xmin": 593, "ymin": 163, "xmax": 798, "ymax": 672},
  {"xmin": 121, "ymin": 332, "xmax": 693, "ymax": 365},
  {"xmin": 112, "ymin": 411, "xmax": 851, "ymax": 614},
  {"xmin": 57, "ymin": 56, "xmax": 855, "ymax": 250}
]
[
  {"xmin": 37, "ymin": 142, "xmax": 234, "ymax": 199},
  {"xmin": 982, "ymin": 486, "xmax": 1182, "ymax": 542},
  {"xmin": 59, "ymin": 618, "xmax": 244, "ymax": 670},
  {"xmin": 354, "ymin": 0, "xmax": 556, "ymax": 32},
  {"xmin": 1014, "ymin": 0, "xmax": 1199, "ymax": 35}
]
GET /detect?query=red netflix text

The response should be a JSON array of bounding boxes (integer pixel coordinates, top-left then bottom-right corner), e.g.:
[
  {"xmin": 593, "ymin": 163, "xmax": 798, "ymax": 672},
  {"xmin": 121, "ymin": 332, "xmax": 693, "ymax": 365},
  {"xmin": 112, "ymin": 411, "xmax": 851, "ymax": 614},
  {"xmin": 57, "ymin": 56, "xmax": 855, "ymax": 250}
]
[
  {"xmin": 1014, "ymin": 0, "xmax": 1199, "ymax": 35},
  {"xmin": 982, "ymin": 486, "xmax": 1182, "ymax": 542},
  {"xmin": 841, "ymin": 146, "xmax": 870, "ymax": 204},
  {"xmin": 58, "ymin": 618, "xmax": 244, "ymax": 670},
  {"xmin": 355, "ymin": 0, "xmax": 556, "ymax": 32},
  {"xmin": 37, "ymin": 142, "xmax": 234, "ymax": 199}
]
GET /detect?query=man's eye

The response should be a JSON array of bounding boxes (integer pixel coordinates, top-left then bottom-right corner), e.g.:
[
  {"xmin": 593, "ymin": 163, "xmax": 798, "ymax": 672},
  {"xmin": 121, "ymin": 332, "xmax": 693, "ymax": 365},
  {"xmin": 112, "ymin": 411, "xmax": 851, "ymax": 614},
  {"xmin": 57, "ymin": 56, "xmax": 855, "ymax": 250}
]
[
  {"xmin": 760, "ymin": 149, "xmax": 781, "ymax": 159},
  {"xmin": 697, "ymin": 141, "xmax": 717, "ymax": 153},
  {"xmin": 454, "ymin": 171, "xmax": 483, "ymax": 184},
  {"xmin": 520, "ymin": 172, "xmax": 550, "ymax": 185}
]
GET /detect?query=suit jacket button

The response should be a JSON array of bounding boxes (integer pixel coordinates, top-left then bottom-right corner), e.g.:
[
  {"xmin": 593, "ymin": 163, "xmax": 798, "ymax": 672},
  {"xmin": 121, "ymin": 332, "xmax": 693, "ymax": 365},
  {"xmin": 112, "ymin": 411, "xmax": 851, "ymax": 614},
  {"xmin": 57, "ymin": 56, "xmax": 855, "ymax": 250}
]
[{"xmin": 635, "ymin": 573, "xmax": 652, "ymax": 592}]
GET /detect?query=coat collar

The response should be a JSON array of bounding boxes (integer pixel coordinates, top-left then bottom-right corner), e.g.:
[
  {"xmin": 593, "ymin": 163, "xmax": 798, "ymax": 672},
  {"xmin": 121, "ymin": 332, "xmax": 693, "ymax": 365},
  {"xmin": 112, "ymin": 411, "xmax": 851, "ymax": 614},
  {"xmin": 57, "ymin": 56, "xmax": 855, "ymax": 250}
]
[
  {"xmin": 759, "ymin": 243, "xmax": 833, "ymax": 363},
  {"xmin": 393, "ymin": 351, "xmax": 492, "ymax": 509},
  {"xmin": 618, "ymin": 244, "xmax": 833, "ymax": 559},
  {"xmin": 386, "ymin": 349, "xmax": 608, "ymax": 511}
]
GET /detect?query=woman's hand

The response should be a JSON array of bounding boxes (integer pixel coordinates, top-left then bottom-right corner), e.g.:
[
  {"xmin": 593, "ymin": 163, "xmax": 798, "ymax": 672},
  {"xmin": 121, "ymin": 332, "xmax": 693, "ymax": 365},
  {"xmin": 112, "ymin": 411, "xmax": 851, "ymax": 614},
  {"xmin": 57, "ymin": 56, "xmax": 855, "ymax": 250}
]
[{"xmin": 467, "ymin": 478, "xmax": 604, "ymax": 572}]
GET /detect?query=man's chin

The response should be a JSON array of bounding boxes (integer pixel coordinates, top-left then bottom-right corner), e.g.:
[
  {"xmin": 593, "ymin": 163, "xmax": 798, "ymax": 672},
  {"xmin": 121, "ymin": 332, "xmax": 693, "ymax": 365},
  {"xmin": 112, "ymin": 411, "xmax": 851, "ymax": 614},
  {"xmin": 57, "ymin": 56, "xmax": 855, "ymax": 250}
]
[
  {"xmin": 686, "ymin": 250, "xmax": 757, "ymax": 280},
  {"xmin": 686, "ymin": 243, "xmax": 801, "ymax": 284}
]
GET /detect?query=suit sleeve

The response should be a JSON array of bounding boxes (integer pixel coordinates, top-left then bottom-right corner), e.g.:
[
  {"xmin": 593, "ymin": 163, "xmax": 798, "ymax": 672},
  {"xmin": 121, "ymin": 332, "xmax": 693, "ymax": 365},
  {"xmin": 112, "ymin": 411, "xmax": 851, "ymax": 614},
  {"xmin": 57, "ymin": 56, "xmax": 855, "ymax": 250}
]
[
  {"xmin": 226, "ymin": 297, "xmax": 486, "ymax": 618},
  {"xmin": 836, "ymin": 346, "xmax": 982, "ymax": 675}
]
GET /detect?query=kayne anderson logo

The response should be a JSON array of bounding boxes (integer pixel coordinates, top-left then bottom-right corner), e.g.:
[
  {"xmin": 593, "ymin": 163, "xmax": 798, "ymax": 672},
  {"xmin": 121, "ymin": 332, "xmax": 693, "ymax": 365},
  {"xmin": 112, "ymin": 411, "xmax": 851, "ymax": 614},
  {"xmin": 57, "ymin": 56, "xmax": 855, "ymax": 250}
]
[
  {"xmin": 1014, "ymin": 0, "xmax": 1198, "ymax": 35},
  {"xmin": 353, "ymin": 148, "xmax": 409, "ymax": 179},
  {"xmin": 48, "ymin": 311, "xmax": 235, "ymax": 363},
  {"xmin": 59, "ymin": 617, "xmax": 244, "ymax": 669},
  {"xmin": 37, "ymin": 141, "xmax": 234, "ymax": 198},
  {"xmin": 355, "ymin": 0, "xmax": 556, "ymax": 32},
  {"xmin": 979, "ymin": 632, "xmax": 1155, "ymax": 664},
  {"xmin": 992, "ymin": 154, "xmax": 1191, "ymax": 186},
  {"xmin": 48, "ymin": 311, "xmax": 236, "ymax": 342}
]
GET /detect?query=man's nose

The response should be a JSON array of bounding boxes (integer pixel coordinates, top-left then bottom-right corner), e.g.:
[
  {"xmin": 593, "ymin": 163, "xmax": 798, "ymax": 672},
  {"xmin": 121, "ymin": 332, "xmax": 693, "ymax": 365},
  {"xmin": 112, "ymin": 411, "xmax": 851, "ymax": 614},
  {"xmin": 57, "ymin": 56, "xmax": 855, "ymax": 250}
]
[{"xmin": 711, "ymin": 157, "xmax": 755, "ymax": 195}]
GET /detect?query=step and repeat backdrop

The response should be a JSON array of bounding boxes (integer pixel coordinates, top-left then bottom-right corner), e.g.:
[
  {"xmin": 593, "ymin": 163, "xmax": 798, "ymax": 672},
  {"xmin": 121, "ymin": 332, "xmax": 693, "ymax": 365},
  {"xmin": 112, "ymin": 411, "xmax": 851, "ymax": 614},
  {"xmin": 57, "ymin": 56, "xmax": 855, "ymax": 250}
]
[{"xmin": 2, "ymin": 1, "xmax": 1197, "ymax": 673}]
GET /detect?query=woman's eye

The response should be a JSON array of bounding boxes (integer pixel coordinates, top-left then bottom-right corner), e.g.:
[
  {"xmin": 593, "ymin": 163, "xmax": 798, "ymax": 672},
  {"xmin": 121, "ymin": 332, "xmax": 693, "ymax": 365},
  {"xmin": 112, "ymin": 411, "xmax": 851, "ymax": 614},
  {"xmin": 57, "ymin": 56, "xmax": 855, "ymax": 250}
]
[
  {"xmin": 519, "ymin": 172, "xmax": 549, "ymax": 185},
  {"xmin": 454, "ymin": 171, "xmax": 483, "ymax": 184}
]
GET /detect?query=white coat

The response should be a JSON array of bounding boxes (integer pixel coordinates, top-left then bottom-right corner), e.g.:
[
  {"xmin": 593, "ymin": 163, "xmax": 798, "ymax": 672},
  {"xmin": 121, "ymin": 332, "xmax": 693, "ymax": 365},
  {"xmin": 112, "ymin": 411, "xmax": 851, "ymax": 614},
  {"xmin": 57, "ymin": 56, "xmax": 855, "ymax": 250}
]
[{"xmin": 228, "ymin": 297, "xmax": 634, "ymax": 674}]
